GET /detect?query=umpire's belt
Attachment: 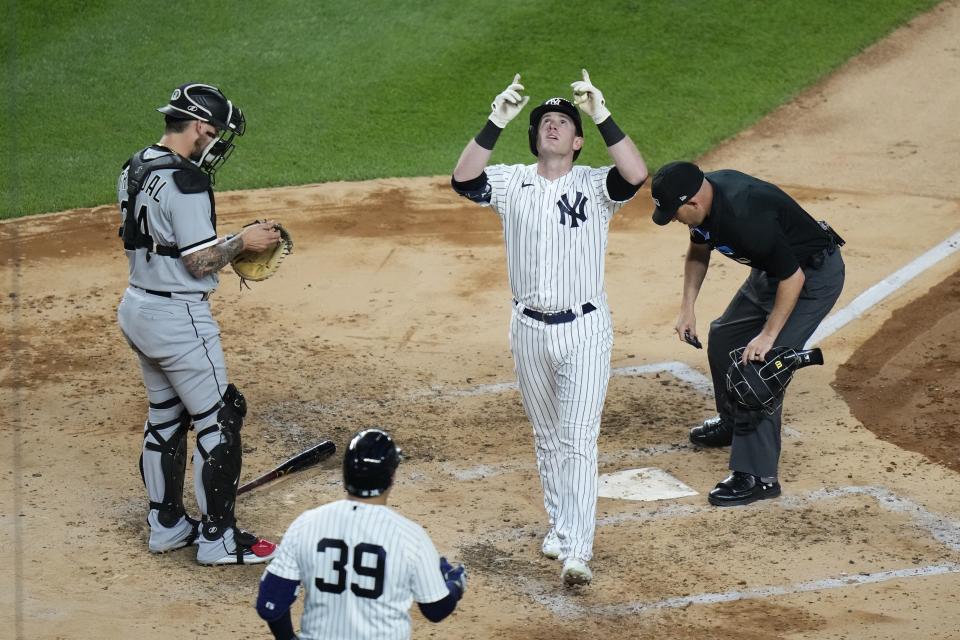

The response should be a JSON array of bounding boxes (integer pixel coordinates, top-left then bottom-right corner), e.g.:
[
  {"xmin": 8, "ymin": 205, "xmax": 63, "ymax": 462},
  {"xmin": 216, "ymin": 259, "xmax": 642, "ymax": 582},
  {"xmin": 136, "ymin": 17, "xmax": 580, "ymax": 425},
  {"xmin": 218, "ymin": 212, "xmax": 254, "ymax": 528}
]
[
  {"xmin": 804, "ymin": 243, "xmax": 838, "ymax": 270},
  {"xmin": 514, "ymin": 299, "xmax": 597, "ymax": 324},
  {"xmin": 135, "ymin": 286, "xmax": 210, "ymax": 302}
]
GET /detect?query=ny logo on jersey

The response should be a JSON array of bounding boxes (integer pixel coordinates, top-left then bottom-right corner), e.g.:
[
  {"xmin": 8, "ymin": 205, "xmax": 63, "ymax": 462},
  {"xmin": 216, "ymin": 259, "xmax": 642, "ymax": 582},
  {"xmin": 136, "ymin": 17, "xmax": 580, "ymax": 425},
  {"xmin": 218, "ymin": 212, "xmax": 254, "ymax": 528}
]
[{"xmin": 557, "ymin": 192, "xmax": 588, "ymax": 228}]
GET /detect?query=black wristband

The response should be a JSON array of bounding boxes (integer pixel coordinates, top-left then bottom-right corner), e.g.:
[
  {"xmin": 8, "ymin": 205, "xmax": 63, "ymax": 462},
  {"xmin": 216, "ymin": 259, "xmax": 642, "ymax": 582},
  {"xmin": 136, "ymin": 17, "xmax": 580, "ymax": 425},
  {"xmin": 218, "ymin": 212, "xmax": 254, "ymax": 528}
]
[
  {"xmin": 474, "ymin": 119, "xmax": 503, "ymax": 150},
  {"xmin": 597, "ymin": 116, "xmax": 626, "ymax": 147}
]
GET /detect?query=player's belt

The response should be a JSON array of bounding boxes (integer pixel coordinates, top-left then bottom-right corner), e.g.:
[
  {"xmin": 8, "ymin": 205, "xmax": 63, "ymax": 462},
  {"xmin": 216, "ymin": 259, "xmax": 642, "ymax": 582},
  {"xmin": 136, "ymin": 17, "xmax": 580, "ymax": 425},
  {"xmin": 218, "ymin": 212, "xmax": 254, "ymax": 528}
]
[
  {"xmin": 135, "ymin": 286, "xmax": 210, "ymax": 302},
  {"xmin": 514, "ymin": 300, "xmax": 597, "ymax": 325}
]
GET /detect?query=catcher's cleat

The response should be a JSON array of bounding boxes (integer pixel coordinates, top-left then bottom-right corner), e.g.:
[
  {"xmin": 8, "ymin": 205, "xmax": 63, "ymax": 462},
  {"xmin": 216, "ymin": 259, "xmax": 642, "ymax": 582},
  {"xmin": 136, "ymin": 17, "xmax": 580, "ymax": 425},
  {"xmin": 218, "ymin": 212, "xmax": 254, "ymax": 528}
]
[
  {"xmin": 541, "ymin": 529, "xmax": 561, "ymax": 559},
  {"xmin": 561, "ymin": 558, "xmax": 592, "ymax": 586},
  {"xmin": 197, "ymin": 527, "xmax": 277, "ymax": 565},
  {"xmin": 149, "ymin": 515, "xmax": 200, "ymax": 554},
  {"xmin": 689, "ymin": 416, "xmax": 734, "ymax": 447},
  {"xmin": 707, "ymin": 471, "xmax": 781, "ymax": 507}
]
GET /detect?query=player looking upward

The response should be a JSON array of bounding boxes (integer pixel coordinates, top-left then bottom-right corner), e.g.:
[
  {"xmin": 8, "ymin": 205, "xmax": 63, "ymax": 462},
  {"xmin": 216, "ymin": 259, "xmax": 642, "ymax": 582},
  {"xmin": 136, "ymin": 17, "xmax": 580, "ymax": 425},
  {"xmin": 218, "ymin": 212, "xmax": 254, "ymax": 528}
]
[{"xmin": 450, "ymin": 70, "xmax": 647, "ymax": 586}]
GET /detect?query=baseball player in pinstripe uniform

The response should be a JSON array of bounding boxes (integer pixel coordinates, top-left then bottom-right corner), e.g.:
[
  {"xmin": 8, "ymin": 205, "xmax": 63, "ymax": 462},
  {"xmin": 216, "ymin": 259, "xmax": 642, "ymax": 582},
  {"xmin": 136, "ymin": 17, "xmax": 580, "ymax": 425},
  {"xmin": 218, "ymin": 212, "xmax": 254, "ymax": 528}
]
[
  {"xmin": 451, "ymin": 70, "xmax": 648, "ymax": 585},
  {"xmin": 117, "ymin": 83, "xmax": 281, "ymax": 564},
  {"xmin": 256, "ymin": 429, "xmax": 466, "ymax": 640}
]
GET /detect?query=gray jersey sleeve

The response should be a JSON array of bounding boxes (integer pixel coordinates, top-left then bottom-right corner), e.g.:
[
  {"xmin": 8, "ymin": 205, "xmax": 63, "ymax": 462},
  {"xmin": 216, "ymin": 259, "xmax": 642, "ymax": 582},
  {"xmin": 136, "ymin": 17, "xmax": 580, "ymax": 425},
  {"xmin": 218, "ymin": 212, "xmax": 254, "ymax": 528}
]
[{"xmin": 166, "ymin": 180, "xmax": 218, "ymax": 256}]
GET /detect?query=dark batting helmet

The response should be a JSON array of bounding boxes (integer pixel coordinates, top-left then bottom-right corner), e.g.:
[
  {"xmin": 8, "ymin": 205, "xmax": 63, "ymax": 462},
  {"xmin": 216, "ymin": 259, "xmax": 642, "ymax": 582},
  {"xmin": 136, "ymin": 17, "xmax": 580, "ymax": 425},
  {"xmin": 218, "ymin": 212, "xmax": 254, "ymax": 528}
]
[
  {"xmin": 343, "ymin": 429, "xmax": 402, "ymax": 498},
  {"xmin": 157, "ymin": 82, "xmax": 246, "ymax": 179},
  {"xmin": 528, "ymin": 97, "xmax": 584, "ymax": 161}
]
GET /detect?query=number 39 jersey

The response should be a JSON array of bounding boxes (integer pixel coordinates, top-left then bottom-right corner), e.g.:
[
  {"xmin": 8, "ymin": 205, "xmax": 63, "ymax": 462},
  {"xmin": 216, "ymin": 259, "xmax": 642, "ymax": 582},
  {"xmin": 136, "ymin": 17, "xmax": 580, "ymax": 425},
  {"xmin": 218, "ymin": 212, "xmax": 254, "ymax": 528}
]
[{"xmin": 265, "ymin": 499, "xmax": 450, "ymax": 640}]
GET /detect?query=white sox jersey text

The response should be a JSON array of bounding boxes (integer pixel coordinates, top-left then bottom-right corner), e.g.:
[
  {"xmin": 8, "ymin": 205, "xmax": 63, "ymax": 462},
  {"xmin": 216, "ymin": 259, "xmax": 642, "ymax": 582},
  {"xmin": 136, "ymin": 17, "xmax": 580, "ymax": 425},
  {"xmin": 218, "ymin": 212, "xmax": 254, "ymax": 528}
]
[
  {"xmin": 264, "ymin": 499, "xmax": 450, "ymax": 640},
  {"xmin": 475, "ymin": 162, "xmax": 630, "ymax": 563}
]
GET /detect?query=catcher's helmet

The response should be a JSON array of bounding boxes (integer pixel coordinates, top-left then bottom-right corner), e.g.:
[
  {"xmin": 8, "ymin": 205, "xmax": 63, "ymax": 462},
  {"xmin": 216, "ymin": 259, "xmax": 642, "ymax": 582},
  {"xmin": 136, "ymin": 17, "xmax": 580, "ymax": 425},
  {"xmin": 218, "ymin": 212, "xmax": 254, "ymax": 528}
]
[
  {"xmin": 725, "ymin": 346, "xmax": 824, "ymax": 415},
  {"xmin": 528, "ymin": 97, "xmax": 584, "ymax": 161},
  {"xmin": 343, "ymin": 429, "xmax": 402, "ymax": 498},
  {"xmin": 157, "ymin": 83, "xmax": 246, "ymax": 179}
]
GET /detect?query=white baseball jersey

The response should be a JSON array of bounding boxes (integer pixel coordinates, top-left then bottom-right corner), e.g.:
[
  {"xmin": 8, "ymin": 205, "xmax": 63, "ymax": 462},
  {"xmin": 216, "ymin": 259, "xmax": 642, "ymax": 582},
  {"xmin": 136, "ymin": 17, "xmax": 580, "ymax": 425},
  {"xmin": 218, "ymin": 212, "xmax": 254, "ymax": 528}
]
[
  {"xmin": 473, "ymin": 162, "xmax": 631, "ymax": 564},
  {"xmin": 481, "ymin": 163, "xmax": 624, "ymax": 310},
  {"xmin": 265, "ymin": 499, "xmax": 449, "ymax": 640}
]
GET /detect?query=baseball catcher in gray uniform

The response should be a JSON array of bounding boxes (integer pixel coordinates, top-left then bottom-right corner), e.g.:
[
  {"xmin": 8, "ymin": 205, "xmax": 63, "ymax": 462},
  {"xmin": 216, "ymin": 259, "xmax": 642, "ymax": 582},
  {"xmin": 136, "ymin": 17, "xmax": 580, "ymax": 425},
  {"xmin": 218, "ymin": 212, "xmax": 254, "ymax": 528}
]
[{"xmin": 117, "ymin": 82, "xmax": 282, "ymax": 564}]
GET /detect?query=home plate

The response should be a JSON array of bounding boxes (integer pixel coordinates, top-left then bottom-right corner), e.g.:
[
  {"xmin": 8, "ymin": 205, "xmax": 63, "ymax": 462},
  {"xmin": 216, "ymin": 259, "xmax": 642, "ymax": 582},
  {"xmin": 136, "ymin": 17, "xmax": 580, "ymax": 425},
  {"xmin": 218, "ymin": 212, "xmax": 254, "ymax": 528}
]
[{"xmin": 598, "ymin": 468, "xmax": 698, "ymax": 501}]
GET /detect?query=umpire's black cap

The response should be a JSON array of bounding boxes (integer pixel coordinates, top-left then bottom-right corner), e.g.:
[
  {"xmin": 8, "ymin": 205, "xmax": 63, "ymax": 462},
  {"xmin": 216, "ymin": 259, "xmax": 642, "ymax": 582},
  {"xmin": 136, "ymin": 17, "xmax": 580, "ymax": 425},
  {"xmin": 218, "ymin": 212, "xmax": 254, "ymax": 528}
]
[{"xmin": 651, "ymin": 161, "xmax": 705, "ymax": 225}]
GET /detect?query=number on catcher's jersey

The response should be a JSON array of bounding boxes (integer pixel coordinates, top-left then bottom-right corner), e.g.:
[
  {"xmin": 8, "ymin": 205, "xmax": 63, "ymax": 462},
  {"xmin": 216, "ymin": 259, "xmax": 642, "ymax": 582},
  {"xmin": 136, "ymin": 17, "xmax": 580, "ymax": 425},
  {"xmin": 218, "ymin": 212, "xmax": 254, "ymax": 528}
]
[{"xmin": 315, "ymin": 539, "xmax": 386, "ymax": 599}]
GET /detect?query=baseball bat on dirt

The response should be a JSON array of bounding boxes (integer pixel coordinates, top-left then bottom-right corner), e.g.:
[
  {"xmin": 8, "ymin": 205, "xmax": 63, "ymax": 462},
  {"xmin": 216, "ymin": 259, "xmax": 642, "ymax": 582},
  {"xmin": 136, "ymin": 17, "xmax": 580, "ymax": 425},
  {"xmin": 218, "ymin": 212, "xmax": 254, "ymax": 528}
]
[{"xmin": 238, "ymin": 440, "xmax": 337, "ymax": 495}]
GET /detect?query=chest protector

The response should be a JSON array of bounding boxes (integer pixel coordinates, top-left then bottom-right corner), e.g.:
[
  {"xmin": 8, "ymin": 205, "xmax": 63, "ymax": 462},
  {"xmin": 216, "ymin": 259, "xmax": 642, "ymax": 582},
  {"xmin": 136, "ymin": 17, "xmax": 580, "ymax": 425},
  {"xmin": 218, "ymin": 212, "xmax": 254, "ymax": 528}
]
[{"xmin": 119, "ymin": 149, "xmax": 216, "ymax": 259}]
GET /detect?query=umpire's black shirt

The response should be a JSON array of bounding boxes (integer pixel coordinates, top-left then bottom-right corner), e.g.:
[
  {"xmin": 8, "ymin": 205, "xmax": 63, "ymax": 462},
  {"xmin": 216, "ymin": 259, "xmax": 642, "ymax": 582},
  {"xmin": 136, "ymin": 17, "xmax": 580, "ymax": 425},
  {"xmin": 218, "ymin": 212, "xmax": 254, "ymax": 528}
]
[{"xmin": 690, "ymin": 170, "xmax": 832, "ymax": 280}]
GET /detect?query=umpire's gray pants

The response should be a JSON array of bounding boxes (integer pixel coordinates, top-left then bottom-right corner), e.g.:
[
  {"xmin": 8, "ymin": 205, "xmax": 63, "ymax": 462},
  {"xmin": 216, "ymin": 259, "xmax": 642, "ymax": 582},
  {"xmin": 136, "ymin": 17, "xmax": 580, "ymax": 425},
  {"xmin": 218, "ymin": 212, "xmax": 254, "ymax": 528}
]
[{"xmin": 706, "ymin": 248, "xmax": 845, "ymax": 478}]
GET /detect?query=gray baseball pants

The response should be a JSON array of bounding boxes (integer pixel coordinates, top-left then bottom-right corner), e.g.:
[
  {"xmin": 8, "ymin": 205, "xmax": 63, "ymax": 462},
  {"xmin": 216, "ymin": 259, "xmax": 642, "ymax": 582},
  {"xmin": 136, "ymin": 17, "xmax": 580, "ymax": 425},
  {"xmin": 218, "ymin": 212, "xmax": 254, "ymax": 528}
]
[{"xmin": 706, "ymin": 248, "xmax": 845, "ymax": 478}]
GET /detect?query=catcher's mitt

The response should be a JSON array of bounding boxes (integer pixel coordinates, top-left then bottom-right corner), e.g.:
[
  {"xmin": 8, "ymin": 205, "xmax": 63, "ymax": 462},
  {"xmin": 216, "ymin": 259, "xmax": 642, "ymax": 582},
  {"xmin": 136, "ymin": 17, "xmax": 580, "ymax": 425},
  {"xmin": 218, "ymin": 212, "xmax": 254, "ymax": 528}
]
[
  {"xmin": 231, "ymin": 221, "xmax": 293, "ymax": 285},
  {"xmin": 725, "ymin": 346, "xmax": 824, "ymax": 415}
]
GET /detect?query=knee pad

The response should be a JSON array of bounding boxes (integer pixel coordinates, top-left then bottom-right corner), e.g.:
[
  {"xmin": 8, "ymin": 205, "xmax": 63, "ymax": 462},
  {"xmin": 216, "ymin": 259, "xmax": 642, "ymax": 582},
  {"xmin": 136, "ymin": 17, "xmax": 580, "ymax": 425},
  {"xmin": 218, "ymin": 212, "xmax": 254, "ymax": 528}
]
[
  {"xmin": 141, "ymin": 409, "xmax": 192, "ymax": 528},
  {"xmin": 220, "ymin": 383, "xmax": 247, "ymax": 433}
]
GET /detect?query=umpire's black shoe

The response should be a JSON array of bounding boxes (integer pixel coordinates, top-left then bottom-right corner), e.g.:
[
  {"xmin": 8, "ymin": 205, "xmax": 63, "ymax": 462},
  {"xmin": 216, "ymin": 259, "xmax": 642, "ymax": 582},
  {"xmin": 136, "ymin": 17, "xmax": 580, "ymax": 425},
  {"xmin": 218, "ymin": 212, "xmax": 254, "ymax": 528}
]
[
  {"xmin": 689, "ymin": 415, "xmax": 734, "ymax": 447},
  {"xmin": 707, "ymin": 471, "xmax": 781, "ymax": 507}
]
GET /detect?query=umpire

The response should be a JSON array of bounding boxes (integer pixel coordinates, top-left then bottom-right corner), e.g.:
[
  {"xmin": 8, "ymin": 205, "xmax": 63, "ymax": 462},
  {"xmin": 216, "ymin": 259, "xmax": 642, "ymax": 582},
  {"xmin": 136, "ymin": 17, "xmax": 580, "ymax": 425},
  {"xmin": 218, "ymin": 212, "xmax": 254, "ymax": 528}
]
[{"xmin": 651, "ymin": 161, "xmax": 845, "ymax": 506}]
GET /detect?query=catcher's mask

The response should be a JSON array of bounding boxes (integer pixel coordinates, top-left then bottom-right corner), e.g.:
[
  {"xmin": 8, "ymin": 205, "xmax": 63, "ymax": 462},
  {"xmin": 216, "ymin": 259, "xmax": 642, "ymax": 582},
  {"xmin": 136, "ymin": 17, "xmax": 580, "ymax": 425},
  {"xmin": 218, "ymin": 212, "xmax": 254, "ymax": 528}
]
[
  {"xmin": 343, "ymin": 429, "xmax": 402, "ymax": 498},
  {"xmin": 528, "ymin": 97, "xmax": 584, "ymax": 161},
  {"xmin": 157, "ymin": 83, "xmax": 246, "ymax": 179},
  {"xmin": 725, "ymin": 347, "xmax": 824, "ymax": 415}
]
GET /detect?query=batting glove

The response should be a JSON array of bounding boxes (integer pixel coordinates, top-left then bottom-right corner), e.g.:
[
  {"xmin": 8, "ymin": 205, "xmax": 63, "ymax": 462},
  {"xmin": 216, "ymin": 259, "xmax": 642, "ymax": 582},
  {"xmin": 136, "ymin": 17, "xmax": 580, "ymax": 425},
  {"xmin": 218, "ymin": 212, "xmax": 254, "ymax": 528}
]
[
  {"xmin": 489, "ymin": 73, "xmax": 530, "ymax": 129},
  {"xmin": 571, "ymin": 68, "xmax": 611, "ymax": 124},
  {"xmin": 440, "ymin": 556, "xmax": 467, "ymax": 597}
]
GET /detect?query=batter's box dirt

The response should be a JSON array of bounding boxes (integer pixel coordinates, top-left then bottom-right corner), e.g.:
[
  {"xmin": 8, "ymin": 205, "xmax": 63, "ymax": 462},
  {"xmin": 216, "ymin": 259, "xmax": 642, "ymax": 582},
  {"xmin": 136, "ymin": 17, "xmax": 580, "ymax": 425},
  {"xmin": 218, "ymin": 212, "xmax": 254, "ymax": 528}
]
[{"xmin": 457, "ymin": 486, "xmax": 960, "ymax": 619}]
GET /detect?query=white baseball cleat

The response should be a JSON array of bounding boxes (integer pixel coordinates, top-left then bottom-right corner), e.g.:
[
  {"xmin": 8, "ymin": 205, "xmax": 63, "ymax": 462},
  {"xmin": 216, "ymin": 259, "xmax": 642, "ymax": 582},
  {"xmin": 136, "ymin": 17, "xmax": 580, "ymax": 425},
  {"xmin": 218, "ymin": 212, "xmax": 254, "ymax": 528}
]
[
  {"xmin": 561, "ymin": 558, "xmax": 592, "ymax": 586},
  {"xmin": 196, "ymin": 526, "xmax": 277, "ymax": 565},
  {"xmin": 148, "ymin": 516, "xmax": 199, "ymax": 554},
  {"xmin": 541, "ymin": 530, "xmax": 561, "ymax": 559}
]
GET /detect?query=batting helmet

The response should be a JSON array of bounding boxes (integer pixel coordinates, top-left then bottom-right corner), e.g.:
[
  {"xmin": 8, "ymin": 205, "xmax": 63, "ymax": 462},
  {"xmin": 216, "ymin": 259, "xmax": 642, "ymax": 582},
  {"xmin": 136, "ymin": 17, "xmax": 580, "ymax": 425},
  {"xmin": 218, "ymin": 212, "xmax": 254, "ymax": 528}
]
[
  {"xmin": 343, "ymin": 429, "xmax": 402, "ymax": 498},
  {"xmin": 528, "ymin": 97, "xmax": 584, "ymax": 161},
  {"xmin": 725, "ymin": 346, "xmax": 824, "ymax": 415},
  {"xmin": 157, "ymin": 83, "xmax": 246, "ymax": 178}
]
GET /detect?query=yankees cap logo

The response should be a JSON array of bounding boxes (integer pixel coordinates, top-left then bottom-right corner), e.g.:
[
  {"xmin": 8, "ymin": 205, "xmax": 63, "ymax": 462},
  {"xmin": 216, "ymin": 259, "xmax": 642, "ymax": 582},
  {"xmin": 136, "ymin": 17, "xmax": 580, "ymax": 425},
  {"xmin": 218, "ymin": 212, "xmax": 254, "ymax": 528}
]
[
  {"xmin": 544, "ymin": 97, "xmax": 564, "ymax": 106},
  {"xmin": 652, "ymin": 197, "xmax": 661, "ymax": 207}
]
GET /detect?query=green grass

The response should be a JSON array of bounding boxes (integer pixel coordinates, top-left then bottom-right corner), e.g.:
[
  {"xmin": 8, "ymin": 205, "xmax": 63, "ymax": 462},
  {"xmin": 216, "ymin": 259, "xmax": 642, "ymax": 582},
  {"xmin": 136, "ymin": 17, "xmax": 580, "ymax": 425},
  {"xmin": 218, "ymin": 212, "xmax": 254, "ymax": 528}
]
[{"xmin": 1, "ymin": 0, "xmax": 939, "ymax": 218}]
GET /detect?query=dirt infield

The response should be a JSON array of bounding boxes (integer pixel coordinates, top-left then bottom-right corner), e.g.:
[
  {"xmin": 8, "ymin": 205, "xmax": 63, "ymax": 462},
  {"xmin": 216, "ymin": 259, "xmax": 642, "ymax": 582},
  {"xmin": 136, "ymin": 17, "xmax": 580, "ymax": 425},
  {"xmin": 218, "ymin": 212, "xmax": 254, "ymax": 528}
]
[{"xmin": 3, "ymin": 3, "xmax": 960, "ymax": 639}]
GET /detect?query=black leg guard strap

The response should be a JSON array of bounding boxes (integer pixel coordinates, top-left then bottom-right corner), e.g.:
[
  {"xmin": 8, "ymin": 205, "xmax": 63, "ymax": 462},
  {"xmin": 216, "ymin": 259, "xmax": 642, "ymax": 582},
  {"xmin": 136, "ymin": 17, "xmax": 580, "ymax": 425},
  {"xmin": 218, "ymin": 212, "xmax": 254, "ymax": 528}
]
[
  {"xmin": 197, "ymin": 384, "xmax": 247, "ymax": 540},
  {"xmin": 199, "ymin": 433, "xmax": 243, "ymax": 540},
  {"xmin": 142, "ymin": 410, "xmax": 192, "ymax": 528}
]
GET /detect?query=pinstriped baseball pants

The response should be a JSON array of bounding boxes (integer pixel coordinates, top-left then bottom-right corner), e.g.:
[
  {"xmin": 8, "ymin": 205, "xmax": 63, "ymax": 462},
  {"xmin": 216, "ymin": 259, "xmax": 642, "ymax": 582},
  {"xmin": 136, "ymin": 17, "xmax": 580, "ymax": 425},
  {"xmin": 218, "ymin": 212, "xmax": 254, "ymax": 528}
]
[{"xmin": 509, "ymin": 301, "xmax": 612, "ymax": 563}]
